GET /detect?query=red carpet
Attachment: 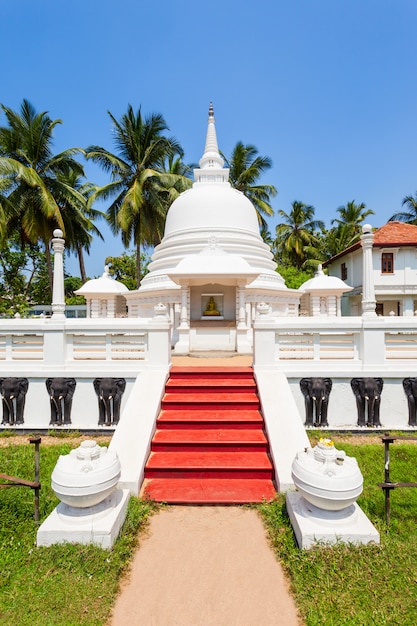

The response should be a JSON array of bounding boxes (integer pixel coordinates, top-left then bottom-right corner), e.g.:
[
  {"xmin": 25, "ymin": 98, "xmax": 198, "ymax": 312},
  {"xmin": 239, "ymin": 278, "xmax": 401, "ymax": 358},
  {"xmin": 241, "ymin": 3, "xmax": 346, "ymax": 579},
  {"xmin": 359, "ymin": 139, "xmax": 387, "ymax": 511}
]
[{"xmin": 142, "ymin": 367, "xmax": 277, "ymax": 504}]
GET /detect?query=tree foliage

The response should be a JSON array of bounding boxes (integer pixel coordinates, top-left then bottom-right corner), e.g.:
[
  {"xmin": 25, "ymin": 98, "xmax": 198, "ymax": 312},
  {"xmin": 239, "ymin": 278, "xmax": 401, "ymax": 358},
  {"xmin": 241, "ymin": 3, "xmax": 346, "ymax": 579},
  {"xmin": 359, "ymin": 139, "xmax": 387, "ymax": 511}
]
[
  {"xmin": 105, "ymin": 250, "xmax": 150, "ymax": 290},
  {"xmin": 274, "ymin": 201, "xmax": 325, "ymax": 270},
  {"xmin": 223, "ymin": 142, "xmax": 276, "ymax": 230},
  {"xmin": 0, "ymin": 240, "xmax": 50, "ymax": 316},
  {"xmin": 390, "ymin": 192, "xmax": 417, "ymax": 225},
  {"xmin": 86, "ymin": 105, "xmax": 188, "ymax": 286},
  {"xmin": 0, "ymin": 99, "xmax": 97, "ymax": 297}
]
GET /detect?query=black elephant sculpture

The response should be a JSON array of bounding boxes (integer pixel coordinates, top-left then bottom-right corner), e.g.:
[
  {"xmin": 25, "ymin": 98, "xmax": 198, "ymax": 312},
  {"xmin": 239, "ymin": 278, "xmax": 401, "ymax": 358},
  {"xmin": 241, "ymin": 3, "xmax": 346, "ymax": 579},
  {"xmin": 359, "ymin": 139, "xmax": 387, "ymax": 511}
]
[
  {"xmin": 93, "ymin": 378, "xmax": 126, "ymax": 426},
  {"xmin": 45, "ymin": 377, "xmax": 77, "ymax": 425},
  {"xmin": 402, "ymin": 378, "xmax": 417, "ymax": 426},
  {"xmin": 0, "ymin": 377, "xmax": 29, "ymax": 425},
  {"xmin": 300, "ymin": 377, "xmax": 333, "ymax": 427},
  {"xmin": 350, "ymin": 377, "xmax": 384, "ymax": 427}
]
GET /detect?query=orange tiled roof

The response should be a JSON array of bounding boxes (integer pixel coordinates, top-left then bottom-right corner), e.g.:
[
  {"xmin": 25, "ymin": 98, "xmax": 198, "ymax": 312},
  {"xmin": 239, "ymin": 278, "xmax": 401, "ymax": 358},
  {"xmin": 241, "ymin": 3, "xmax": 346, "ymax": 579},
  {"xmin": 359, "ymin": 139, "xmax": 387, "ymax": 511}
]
[
  {"xmin": 324, "ymin": 221, "xmax": 417, "ymax": 266},
  {"xmin": 373, "ymin": 221, "xmax": 417, "ymax": 245}
]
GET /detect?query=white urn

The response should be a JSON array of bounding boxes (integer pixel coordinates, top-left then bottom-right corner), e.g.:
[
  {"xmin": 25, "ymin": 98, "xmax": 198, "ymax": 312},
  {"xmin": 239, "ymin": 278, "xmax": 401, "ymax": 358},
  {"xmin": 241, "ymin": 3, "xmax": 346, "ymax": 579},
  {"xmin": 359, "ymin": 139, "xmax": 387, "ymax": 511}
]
[
  {"xmin": 291, "ymin": 439, "xmax": 363, "ymax": 511},
  {"xmin": 51, "ymin": 440, "xmax": 121, "ymax": 508}
]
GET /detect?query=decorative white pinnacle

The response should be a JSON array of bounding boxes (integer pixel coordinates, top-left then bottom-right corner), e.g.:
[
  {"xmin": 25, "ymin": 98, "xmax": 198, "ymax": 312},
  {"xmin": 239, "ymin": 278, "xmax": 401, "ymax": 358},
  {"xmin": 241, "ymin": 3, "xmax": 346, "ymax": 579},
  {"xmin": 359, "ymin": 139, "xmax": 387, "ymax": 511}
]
[{"xmin": 198, "ymin": 102, "xmax": 225, "ymax": 171}]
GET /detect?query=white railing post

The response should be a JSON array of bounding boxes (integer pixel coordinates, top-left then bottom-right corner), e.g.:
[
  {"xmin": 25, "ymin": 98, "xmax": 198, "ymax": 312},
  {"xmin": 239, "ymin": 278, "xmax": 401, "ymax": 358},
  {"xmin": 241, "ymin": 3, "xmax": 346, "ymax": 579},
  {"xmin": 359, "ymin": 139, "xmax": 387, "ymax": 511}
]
[
  {"xmin": 43, "ymin": 321, "xmax": 67, "ymax": 367},
  {"xmin": 51, "ymin": 229, "xmax": 66, "ymax": 320},
  {"xmin": 253, "ymin": 303, "xmax": 277, "ymax": 366},
  {"xmin": 5, "ymin": 334, "xmax": 12, "ymax": 361},
  {"xmin": 361, "ymin": 319, "xmax": 385, "ymax": 368},
  {"xmin": 147, "ymin": 304, "xmax": 172, "ymax": 367},
  {"xmin": 361, "ymin": 224, "xmax": 377, "ymax": 318},
  {"xmin": 313, "ymin": 333, "xmax": 320, "ymax": 360}
]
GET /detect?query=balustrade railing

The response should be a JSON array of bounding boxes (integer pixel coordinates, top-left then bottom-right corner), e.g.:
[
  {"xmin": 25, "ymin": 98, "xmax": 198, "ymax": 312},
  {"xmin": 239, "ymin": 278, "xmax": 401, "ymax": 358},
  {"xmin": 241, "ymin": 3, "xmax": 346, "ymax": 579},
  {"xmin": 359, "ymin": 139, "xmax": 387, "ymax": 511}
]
[
  {"xmin": 253, "ymin": 316, "xmax": 417, "ymax": 370},
  {"xmin": 0, "ymin": 317, "xmax": 170, "ymax": 369}
]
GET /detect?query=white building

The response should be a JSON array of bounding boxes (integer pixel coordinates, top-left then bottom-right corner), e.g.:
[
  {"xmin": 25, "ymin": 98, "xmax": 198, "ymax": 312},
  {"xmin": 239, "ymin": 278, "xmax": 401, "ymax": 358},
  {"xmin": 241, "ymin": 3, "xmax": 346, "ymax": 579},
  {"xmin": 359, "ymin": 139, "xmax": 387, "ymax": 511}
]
[
  {"xmin": 123, "ymin": 103, "xmax": 301, "ymax": 354},
  {"xmin": 325, "ymin": 221, "xmax": 417, "ymax": 316}
]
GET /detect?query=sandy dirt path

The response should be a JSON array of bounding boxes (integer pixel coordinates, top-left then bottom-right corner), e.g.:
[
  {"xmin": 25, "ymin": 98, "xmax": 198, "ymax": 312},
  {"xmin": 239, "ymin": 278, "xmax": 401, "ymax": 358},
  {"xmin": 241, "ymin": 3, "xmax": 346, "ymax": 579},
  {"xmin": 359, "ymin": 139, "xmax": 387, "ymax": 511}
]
[{"xmin": 109, "ymin": 505, "xmax": 302, "ymax": 626}]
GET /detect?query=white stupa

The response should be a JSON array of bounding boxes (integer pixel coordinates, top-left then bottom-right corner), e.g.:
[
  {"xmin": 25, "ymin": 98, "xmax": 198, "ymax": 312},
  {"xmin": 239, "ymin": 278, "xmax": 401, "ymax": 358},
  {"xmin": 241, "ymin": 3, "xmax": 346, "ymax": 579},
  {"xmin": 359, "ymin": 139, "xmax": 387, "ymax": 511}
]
[
  {"xmin": 299, "ymin": 264, "xmax": 353, "ymax": 317},
  {"xmin": 125, "ymin": 104, "xmax": 301, "ymax": 353},
  {"xmin": 75, "ymin": 266, "xmax": 129, "ymax": 318}
]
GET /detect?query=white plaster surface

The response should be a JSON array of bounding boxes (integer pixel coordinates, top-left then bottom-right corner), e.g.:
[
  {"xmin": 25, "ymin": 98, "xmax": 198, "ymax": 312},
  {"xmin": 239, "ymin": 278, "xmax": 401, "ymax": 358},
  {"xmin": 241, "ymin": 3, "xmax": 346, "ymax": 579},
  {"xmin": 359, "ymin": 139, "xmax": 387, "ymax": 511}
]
[
  {"xmin": 37, "ymin": 489, "xmax": 130, "ymax": 549},
  {"xmin": 254, "ymin": 369, "xmax": 310, "ymax": 491},
  {"xmin": 109, "ymin": 368, "xmax": 169, "ymax": 494},
  {"xmin": 289, "ymin": 376, "xmax": 412, "ymax": 430},
  {"xmin": 286, "ymin": 491, "xmax": 380, "ymax": 549}
]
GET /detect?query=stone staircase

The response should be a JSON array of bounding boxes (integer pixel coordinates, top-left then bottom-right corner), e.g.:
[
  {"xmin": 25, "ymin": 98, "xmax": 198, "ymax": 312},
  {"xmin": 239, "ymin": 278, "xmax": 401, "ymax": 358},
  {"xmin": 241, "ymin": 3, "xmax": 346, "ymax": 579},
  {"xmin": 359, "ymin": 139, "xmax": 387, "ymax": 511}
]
[{"xmin": 141, "ymin": 366, "xmax": 276, "ymax": 504}]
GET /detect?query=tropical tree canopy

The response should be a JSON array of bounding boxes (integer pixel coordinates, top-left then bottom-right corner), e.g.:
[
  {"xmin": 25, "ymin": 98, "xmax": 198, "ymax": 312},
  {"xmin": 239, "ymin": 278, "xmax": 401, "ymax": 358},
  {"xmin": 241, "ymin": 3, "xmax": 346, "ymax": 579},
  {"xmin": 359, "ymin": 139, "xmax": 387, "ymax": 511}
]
[
  {"xmin": 222, "ymin": 142, "xmax": 277, "ymax": 229},
  {"xmin": 86, "ymin": 105, "xmax": 189, "ymax": 286},
  {"xmin": 274, "ymin": 201, "xmax": 325, "ymax": 270},
  {"xmin": 0, "ymin": 99, "xmax": 86, "ymax": 293},
  {"xmin": 322, "ymin": 200, "xmax": 374, "ymax": 258},
  {"xmin": 390, "ymin": 192, "xmax": 417, "ymax": 225},
  {"xmin": 54, "ymin": 171, "xmax": 104, "ymax": 283}
]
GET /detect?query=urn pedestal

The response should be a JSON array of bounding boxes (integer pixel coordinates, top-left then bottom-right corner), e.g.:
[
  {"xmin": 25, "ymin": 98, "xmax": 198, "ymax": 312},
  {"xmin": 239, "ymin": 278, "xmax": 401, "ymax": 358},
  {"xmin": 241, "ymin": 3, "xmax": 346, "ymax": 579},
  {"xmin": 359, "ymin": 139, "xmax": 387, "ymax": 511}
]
[
  {"xmin": 37, "ymin": 440, "xmax": 130, "ymax": 549},
  {"xmin": 286, "ymin": 440, "xmax": 380, "ymax": 549}
]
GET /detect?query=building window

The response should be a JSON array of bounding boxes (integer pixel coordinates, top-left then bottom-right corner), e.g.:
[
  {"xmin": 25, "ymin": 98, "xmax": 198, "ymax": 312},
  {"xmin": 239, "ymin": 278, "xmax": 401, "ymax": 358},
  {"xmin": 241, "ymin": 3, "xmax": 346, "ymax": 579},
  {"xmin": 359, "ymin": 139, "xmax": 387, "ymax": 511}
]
[
  {"xmin": 381, "ymin": 252, "xmax": 394, "ymax": 274},
  {"xmin": 341, "ymin": 262, "xmax": 347, "ymax": 281}
]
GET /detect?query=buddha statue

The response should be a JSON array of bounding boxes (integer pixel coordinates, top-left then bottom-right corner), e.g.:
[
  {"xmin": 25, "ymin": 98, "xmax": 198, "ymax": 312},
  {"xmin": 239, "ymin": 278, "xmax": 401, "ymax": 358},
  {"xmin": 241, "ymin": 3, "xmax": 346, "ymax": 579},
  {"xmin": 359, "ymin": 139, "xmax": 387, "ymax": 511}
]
[{"xmin": 203, "ymin": 296, "xmax": 221, "ymax": 316}]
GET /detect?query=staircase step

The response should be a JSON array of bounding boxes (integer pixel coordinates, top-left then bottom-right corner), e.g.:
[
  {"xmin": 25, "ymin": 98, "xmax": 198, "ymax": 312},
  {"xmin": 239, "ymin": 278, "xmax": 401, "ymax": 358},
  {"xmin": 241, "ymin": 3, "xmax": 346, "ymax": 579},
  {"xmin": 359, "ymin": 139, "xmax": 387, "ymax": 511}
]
[
  {"xmin": 170, "ymin": 367, "xmax": 254, "ymax": 380},
  {"xmin": 141, "ymin": 477, "xmax": 277, "ymax": 504},
  {"xmin": 162, "ymin": 392, "xmax": 260, "ymax": 409},
  {"xmin": 151, "ymin": 428, "xmax": 268, "ymax": 452},
  {"xmin": 166, "ymin": 378, "xmax": 257, "ymax": 391},
  {"xmin": 157, "ymin": 409, "xmax": 264, "ymax": 428},
  {"xmin": 145, "ymin": 451, "xmax": 273, "ymax": 479},
  {"xmin": 142, "ymin": 366, "xmax": 276, "ymax": 504}
]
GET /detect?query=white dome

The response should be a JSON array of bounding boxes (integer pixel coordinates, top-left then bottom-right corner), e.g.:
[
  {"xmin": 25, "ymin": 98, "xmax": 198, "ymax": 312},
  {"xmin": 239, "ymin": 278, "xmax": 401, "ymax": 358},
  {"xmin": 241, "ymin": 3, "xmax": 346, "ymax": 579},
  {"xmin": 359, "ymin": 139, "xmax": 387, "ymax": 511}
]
[
  {"xmin": 300, "ymin": 265, "xmax": 352, "ymax": 295},
  {"xmin": 137, "ymin": 105, "xmax": 290, "ymax": 297},
  {"xmin": 75, "ymin": 267, "xmax": 129, "ymax": 296},
  {"xmin": 164, "ymin": 182, "xmax": 260, "ymax": 237}
]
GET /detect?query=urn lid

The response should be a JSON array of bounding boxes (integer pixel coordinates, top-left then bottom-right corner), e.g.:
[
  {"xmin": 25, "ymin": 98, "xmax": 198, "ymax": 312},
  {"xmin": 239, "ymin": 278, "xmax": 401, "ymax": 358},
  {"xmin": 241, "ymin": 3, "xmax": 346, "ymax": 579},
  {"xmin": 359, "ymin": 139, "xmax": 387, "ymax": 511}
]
[
  {"xmin": 292, "ymin": 439, "xmax": 363, "ymax": 491},
  {"xmin": 51, "ymin": 440, "xmax": 121, "ymax": 489}
]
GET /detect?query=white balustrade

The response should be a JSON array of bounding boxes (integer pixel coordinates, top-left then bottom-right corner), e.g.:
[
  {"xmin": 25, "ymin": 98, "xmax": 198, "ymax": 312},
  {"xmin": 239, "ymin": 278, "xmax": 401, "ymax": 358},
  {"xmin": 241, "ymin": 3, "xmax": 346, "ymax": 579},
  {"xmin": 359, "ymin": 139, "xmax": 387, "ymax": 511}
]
[
  {"xmin": 253, "ymin": 316, "xmax": 417, "ymax": 372},
  {"xmin": 0, "ymin": 316, "xmax": 170, "ymax": 370}
]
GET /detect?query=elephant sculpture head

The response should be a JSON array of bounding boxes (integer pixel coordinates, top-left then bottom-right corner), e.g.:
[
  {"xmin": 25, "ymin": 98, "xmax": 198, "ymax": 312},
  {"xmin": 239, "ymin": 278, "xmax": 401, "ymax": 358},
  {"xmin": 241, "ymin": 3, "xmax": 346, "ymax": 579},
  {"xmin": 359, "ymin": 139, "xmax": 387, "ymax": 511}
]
[
  {"xmin": 0, "ymin": 377, "xmax": 29, "ymax": 425},
  {"xmin": 93, "ymin": 377, "xmax": 126, "ymax": 426},
  {"xmin": 45, "ymin": 378, "xmax": 77, "ymax": 426},
  {"xmin": 350, "ymin": 377, "xmax": 384, "ymax": 427},
  {"xmin": 402, "ymin": 378, "xmax": 417, "ymax": 427},
  {"xmin": 300, "ymin": 377, "xmax": 333, "ymax": 427}
]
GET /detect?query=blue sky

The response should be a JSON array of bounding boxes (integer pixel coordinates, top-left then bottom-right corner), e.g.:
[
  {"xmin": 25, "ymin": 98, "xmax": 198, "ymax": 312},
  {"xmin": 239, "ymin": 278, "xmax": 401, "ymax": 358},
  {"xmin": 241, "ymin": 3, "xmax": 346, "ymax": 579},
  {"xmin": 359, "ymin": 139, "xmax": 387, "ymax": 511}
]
[{"xmin": 1, "ymin": 0, "xmax": 417, "ymax": 277}]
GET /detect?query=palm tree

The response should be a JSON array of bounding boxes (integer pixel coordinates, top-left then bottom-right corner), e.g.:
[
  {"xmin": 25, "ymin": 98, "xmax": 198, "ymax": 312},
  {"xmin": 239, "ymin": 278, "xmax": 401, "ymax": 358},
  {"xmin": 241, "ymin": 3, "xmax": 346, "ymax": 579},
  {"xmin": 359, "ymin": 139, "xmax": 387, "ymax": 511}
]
[
  {"xmin": 0, "ymin": 99, "xmax": 85, "ymax": 294},
  {"xmin": 324, "ymin": 223, "xmax": 361, "ymax": 258},
  {"xmin": 56, "ymin": 170, "xmax": 104, "ymax": 283},
  {"xmin": 222, "ymin": 142, "xmax": 277, "ymax": 229},
  {"xmin": 274, "ymin": 201, "xmax": 325, "ymax": 269},
  {"xmin": 149, "ymin": 154, "xmax": 193, "ymax": 243},
  {"xmin": 86, "ymin": 105, "xmax": 186, "ymax": 286},
  {"xmin": 390, "ymin": 193, "xmax": 417, "ymax": 224},
  {"xmin": 333, "ymin": 200, "xmax": 373, "ymax": 226},
  {"xmin": 320, "ymin": 200, "xmax": 374, "ymax": 260}
]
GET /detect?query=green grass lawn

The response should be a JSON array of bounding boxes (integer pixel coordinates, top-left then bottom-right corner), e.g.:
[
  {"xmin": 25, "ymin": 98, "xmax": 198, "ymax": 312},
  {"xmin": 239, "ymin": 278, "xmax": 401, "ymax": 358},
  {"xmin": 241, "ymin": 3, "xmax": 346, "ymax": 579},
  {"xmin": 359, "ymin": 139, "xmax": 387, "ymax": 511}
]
[
  {"xmin": 0, "ymin": 440, "xmax": 157, "ymax": 626},
  {"xmin": 259, "ymin": 436, "xmax": 417, "ymax": 626},
  {"xmin": 1, "ymin": 435, "xmax": 417, "ymax": 625}
]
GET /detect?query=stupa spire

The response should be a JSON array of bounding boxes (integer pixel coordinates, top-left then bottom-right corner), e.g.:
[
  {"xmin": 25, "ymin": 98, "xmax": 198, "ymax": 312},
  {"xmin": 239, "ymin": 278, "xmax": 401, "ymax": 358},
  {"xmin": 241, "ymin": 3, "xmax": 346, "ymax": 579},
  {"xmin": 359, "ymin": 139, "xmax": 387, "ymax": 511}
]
[{"xmin": 194, "ymin": 103, "xmax": 229, "ymax": 183}]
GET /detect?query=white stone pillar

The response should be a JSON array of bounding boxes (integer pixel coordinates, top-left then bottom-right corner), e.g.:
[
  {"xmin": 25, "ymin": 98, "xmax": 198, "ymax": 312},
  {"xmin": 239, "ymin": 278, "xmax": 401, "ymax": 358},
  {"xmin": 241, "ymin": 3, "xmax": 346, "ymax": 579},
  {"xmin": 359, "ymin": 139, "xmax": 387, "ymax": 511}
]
[
  {"xmin": 179, "ymin": 284, "xmax": 189, "ymax": 329},
  {"xmin": 336, "ymin": 295, "xmax": 342, "ymax": 317},
  {"xmin": 311, "ymin": 295, "xmax": 320, "ymax": 317},
  {"xmin": 403, "ymin": 296, "xmax": 414, "ymax": 317},
  {"xmin": 361, "ymin": 224, "xmax": 377, "ymax": 317},
  {"xmin": 51, "ymin": 229, "xmax": 66, "ymax": 319},
  {"xmin": 237, "ymin": 285, "xmax": 246, "ymax": 329},
  {"xmin": 107, "ymin": 298, "xmax": 115, "ymax": 318},
  {"xmin": 90, "ymin": 299, "xmax": 100, "ymax": 318}
]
